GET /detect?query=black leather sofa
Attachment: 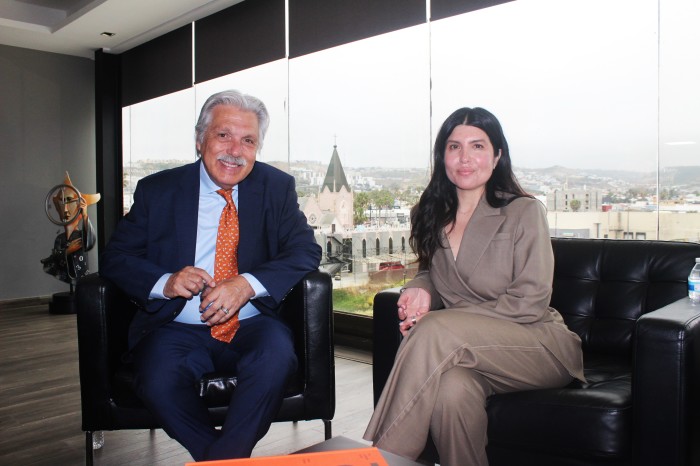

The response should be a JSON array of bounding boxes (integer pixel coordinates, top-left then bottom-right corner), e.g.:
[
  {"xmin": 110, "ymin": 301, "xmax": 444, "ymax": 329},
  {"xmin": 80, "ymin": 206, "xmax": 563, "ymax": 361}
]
[
  {"xmin": 372, "ymin": 238, "xmax": 700, "ymax": 466},
  {"xmin": 75, "ymin": 269, "xmax": 335, "ymax": 466}
]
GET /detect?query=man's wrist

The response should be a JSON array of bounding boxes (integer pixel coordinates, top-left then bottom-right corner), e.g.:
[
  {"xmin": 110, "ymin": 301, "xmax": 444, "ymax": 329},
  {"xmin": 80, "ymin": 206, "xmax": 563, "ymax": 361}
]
[
  {"xmin": 150, "ymin": 273, "xmax": 172, "ymax": 300},
  {"xmin": 240, "ymin": 272, "xmax": 268, "ymax": 299}
]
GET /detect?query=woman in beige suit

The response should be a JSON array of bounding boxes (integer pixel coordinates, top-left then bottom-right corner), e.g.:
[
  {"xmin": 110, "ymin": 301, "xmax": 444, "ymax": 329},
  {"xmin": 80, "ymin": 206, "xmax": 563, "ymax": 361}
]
[{"xmin": 364, "ymin": 107, "xmax": 584, "ymax": 466}]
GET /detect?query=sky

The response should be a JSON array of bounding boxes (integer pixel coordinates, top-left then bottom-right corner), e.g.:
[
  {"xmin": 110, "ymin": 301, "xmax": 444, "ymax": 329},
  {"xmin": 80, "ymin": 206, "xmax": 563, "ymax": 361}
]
[{"xmin": 123, "ymin": 0, "xmax": 699, "ymax": 173}]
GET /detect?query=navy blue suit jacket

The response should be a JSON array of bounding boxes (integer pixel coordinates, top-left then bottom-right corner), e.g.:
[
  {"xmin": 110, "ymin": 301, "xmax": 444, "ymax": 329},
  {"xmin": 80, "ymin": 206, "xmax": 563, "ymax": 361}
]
[{"xmin": 100, "ymin": 160, "xmax": 322, "ymax": 349}]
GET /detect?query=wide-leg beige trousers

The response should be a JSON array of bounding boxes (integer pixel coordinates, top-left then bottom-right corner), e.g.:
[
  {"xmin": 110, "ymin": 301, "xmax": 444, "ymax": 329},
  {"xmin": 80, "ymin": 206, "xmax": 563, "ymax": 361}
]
[{"xmin": 364, "ymin": 310, "xmax": 572, "ymax": 466}]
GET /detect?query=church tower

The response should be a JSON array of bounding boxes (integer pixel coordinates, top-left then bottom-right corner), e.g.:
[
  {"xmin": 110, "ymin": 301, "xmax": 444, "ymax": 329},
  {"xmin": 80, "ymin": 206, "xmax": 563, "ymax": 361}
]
[{"xmin": 318, "ymin": 145, "xmax": 354, "ymax": 229}]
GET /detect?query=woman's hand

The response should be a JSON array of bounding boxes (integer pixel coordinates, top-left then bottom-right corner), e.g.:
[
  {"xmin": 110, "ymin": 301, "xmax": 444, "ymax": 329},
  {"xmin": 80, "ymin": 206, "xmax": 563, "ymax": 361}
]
[{"xmin": 397, "ymin": 287, "xmax": 431, "ymax": 336}]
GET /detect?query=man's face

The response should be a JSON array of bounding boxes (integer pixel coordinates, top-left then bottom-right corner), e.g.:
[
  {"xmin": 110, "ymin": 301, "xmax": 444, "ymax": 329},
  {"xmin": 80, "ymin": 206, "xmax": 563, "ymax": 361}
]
[{"xmin": 197, "ymin": 105, "xmax": 260, "ymax": 190}]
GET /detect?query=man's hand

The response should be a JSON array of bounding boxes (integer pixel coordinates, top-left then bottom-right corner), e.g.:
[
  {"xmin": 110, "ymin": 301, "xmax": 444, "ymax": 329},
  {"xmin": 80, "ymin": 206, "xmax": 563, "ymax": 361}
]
[
  {"xmin": 199, "ymin": 275, "xmax": 255, "ymax": 326},
  {"xmin": 164, "ymin": 266, "xmax": 213, "ymax": 299},
  {"xmin": 397, "ymin": 287, "xmax": 431, "ymax": 336}
]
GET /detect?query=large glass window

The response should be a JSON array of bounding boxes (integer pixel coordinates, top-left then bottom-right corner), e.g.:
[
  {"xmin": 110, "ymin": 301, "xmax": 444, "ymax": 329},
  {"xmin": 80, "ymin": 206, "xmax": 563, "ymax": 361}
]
[
  {"xmin": 288, "ymin": 25, "xmax": 429, "ymax": 314},
  {"xmin": 194, "ymin": 59, "xmax": 289, "ymax": 166},
  {"xmin": 659, "ymin": 0, "xmax": 700, "ymax": 242},
  {"xmin": 432, "ymin": 0, "xmax": 668, "ymax": 241},
  {"xmin": 121, "ymin": 0, "xmax": 699, "ymax": 316},
  {"xmin": 121, "ymin": 59, "xmax": 288, "ymax": 215},
  {"xmin": 122, "ymin": 88, "xmax": 195, "ymax": 213}
]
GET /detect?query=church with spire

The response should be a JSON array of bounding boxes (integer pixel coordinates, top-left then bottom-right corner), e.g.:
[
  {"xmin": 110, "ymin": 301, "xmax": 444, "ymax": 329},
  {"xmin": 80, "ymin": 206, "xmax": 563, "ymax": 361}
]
[
  {"xmin": 297, "ymin": 144, "xmax": 412, "ymax": 279},
  {"xmin": 318, "ymin": 145, "xmax": 353, "ymax": 230},
  {"xmin": 299, "ymin": 144, "xmax": 354, "ymax": 234}
]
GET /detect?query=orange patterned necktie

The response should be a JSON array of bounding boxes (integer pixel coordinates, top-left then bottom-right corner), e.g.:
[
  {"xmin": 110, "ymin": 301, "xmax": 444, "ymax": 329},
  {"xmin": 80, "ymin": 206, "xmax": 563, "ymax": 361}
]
[{"xmin": 210, "ymin": 188, "xmax": 241, "ymax": 343}]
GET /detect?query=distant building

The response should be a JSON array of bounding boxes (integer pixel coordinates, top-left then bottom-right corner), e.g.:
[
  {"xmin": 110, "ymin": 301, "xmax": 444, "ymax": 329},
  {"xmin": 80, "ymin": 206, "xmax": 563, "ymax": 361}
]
[
  {"xmin": 364, "ymin": 204, "xmax": 411, "ymax": 226},
  {"xmin": 299, "ymin": 145, "xmax": 354, "ymax": 233},
  {"xmin": 547, "ymin": 188, "xmax": 602, "ymax": 212},
  {"xmin": 318, "ymin": 145, "xmax": 354, "ymax": 229},
  {"xmin": 298, "ymin": 197, "xmax": 323, "ymax": 229},
  {"xmin": 546, "ymin": 210, "xmax": 700, "ymax": 242}
]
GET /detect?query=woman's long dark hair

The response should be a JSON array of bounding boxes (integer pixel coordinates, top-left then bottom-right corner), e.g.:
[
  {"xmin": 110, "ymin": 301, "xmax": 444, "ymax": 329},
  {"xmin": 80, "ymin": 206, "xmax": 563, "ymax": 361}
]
[{"xmin": 410, "ymin": 107, "xmax": 531, "ymax": 269}]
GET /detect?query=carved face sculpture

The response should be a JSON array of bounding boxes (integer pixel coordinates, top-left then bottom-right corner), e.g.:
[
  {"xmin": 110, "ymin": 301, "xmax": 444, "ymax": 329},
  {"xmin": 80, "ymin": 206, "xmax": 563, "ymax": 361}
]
[{"xmin": 52, "ymin": 190, "xmax": 80, "ymax": 224}]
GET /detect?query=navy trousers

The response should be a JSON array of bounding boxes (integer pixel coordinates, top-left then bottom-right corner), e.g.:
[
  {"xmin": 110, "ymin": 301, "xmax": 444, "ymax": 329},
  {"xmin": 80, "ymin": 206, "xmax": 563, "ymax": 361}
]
[{"xmin": 132, "ymin": 314, "xmax": 297, "ymax": 461}]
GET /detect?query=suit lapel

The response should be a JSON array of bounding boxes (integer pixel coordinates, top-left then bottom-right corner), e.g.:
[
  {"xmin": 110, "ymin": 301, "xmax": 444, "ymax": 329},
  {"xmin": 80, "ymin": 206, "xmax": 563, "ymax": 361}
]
[
  {"xmin": 237, "ymin": 163, "xmax": 264, "ymax": 273},
  {"xmin": 175, "ymin": 161, "xmax": 200, "ymax": 267},
  {"xmin": 456, "ymin": 196, "xmax": 505, "ymax": 279}
]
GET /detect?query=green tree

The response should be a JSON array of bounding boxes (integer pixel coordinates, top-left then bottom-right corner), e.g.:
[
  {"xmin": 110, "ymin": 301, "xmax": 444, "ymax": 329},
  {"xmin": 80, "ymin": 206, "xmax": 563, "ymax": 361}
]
[
  {"xmin": 627, "ymin": 187, "xmax": 651, "ymax": 199},
  {"xmin": 354, "ymin": 192, "xmax": 370, "ymax": 224},
  {"xmin": 368, "ymin": 190, "xmax": 394, "ymax": 225},
  {"xmin": 660, "ymin": 188, "xmax": 679, "ymax": 201},
  {"xmin": 395, "ymin": 186, "xmax": 422, "ymax": 207},
  {"xmin": 369, "ymin": 190, "xmax": 395, "ymax": 210},
  {"xmin": 569, "ymin": 199, "xmax": 581, "ymax": 212}
]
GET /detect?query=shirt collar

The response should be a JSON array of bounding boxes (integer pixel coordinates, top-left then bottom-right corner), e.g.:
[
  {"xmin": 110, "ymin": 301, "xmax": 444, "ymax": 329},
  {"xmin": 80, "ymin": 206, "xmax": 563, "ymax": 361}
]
[{"xmin": 199, "ymin": 160, "xmax": 237, "ymax": 195}]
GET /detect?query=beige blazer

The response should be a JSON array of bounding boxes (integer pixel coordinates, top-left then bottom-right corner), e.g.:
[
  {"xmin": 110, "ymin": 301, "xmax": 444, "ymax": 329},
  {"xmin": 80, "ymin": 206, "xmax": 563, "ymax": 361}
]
[{"xmin": 407, "ymin": 195, "xmax": 585, "ymax": 382}]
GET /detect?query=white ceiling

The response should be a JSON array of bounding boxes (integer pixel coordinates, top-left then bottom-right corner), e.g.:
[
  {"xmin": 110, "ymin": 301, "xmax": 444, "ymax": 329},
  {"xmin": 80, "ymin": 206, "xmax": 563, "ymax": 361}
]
[{"xmin": 0, "ymin": 0, "xmax": 244, "ymax": 59}]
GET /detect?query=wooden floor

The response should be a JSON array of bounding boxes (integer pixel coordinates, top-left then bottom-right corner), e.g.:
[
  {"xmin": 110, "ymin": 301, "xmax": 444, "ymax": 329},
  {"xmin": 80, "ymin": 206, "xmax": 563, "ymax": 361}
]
[{"xmin": 0, "ymin": 300, "xmax": 375, "ymax": 466}]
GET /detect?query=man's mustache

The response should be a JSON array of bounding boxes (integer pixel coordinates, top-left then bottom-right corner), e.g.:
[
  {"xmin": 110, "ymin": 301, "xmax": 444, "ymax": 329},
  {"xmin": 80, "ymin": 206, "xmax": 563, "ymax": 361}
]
[{"xmin": 217, "ymin": 154, "xmax": 248, "ymax": 166}]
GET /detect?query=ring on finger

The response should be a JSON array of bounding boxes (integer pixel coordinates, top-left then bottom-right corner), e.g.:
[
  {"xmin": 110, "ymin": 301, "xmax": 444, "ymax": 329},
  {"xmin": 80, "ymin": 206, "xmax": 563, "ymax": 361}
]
[
  {"xmin": 411, "ymin": 316, "xmax": 417, "ymax": 325},
  {"xmin": 221, "ymin": 307, "xmax": 230, "ymax": 315}
]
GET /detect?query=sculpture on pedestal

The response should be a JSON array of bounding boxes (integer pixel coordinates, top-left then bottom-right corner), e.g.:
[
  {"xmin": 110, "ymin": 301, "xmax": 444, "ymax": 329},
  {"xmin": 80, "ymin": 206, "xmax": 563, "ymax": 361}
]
[{"xmin": 41, "ymin": 172, "xmax": 100, "ymax": 313}]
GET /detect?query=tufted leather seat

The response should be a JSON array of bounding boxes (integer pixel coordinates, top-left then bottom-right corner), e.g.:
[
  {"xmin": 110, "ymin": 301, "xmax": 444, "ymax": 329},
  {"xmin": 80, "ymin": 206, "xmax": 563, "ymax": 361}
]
[
  {"xmin": 76, "ymin": 269, "xmax": 335, "ymax": 466},
  {"xmin": 372, "ymin": 238, "xmax": 700, "ymax": 466}
]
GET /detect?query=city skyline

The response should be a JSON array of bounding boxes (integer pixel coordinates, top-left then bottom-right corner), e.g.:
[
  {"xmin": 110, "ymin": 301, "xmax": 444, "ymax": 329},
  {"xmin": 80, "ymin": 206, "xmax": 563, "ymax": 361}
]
[{"xmin": 124, "ymin": 157, "xmax": 700, "ymax": 200}]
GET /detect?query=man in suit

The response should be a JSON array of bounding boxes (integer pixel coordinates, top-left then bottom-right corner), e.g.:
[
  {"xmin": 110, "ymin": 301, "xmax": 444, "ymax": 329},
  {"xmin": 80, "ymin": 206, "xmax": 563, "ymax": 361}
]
[{"xmin": 100, "ymin": 90, "xmax": 322, "ymax": 461}]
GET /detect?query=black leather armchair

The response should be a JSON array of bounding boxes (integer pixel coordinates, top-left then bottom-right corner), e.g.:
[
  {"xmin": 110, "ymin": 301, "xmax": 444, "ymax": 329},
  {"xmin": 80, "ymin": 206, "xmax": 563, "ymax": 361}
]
[
  {"xmin": 76, "ymin": 269, "xmax": 335, "ymax": 466},
  {"xmin": 372, "ymin": 238, "xmax": 700, "ymax": 466}
]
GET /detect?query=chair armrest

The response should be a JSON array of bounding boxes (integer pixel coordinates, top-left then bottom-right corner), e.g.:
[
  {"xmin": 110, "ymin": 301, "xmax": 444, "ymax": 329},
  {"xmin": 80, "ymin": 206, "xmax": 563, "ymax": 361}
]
[
  {"xmin": 75, "ymin": 273, "xmax": 137, "ymax": 430},
  {"xmin": 634, "ymin": 298, "xmax": 700, "ymax": 466},
  {"xmin": 278, "ymin": 270, "xmax": 335, "ymax": 421},
  {"xmin": 372, "ymin": 287, "xmax": 403, "ymax": 406}
]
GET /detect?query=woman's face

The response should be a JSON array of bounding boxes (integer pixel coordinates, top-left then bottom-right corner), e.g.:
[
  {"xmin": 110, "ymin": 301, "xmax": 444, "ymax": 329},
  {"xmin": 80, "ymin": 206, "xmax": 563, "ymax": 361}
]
[{"xmin": 444, "ymin": 124, "xmax": 500, "ymax": 196}]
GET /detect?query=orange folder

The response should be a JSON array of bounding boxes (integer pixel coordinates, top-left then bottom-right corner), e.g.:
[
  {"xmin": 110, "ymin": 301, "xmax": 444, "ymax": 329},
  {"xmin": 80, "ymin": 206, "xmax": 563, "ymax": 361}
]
[{"xmin": 186, "ymin": 447, "xmax": 388, "ymax": 466}]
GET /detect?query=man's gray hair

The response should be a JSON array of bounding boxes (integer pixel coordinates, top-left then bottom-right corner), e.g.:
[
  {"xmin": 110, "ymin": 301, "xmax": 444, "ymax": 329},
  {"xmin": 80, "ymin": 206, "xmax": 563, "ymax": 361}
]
[{"xmin": 195, "ymin": 89, "xmax": 270, "ymax": 154}]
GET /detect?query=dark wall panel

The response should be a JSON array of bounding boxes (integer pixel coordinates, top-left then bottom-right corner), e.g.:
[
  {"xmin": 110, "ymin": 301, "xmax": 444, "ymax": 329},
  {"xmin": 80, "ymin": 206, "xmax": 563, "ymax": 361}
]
[
  {"xmin": 431, "ymin": 0, "xmax": 515, "ymax": 22},
  {"xmin": 195, "ymin": 0, "xmax": 285, "ymax": 84},
  {"xmin": 289, "ymin": 0, "xmax": 426, "ymax": 59},
  {"xmin": 95, "ymin": 50, "xmax": 122, "ymax": 255},
  {"xmin": 121, "ymin": 24, "xmax": 192, "ymax": 107}
]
